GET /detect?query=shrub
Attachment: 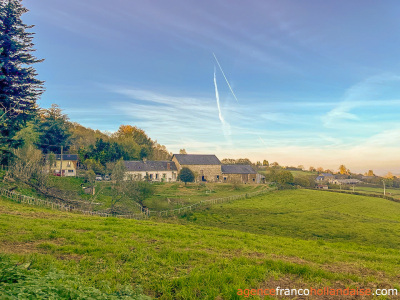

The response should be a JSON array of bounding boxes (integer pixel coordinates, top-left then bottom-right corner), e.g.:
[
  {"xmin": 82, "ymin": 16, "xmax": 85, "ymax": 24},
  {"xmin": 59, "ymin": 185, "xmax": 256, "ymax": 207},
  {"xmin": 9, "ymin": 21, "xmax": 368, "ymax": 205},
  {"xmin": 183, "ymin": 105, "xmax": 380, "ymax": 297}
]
[{"xmin": 178, "ymin": 167, "xmax": 195, "ymax": 185}]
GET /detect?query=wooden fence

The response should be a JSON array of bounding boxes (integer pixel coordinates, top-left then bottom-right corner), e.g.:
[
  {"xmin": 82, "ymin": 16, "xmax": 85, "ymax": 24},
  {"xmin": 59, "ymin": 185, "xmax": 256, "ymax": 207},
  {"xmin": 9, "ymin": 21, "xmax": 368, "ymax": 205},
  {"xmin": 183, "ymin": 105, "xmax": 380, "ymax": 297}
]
[
  {"xmin": 0, "ymin": 187, "xmax": 147, "ymax": 220},
  {"xmin": 149, "ymin": 187, "xmax": 273, "ymax": 217},
  {"xmin": 0, "ymin": 186, "xmax": 273, "ymax": 220}
]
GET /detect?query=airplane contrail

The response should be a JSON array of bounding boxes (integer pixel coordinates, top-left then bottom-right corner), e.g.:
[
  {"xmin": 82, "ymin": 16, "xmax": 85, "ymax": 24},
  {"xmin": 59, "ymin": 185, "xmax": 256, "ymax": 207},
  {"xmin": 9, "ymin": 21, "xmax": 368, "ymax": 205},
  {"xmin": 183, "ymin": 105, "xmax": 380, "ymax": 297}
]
[
  {"xmin": 214, "ymin": 67, "xmax": 225, "ymax": 123},
  {"xmin": 214, "ymin": 67, "xmax": 232, "ymax": 140},
  {"xmin": 213, "ymin": 53, "xmax": 239, "ymax": 103}
]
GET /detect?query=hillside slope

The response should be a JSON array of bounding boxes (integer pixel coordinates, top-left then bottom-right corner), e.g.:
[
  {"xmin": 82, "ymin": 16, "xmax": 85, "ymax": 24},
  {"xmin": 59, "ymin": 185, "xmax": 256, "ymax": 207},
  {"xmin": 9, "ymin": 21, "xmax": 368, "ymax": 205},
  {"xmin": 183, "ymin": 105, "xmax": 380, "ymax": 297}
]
[{"xmin": 0, "ymin": 190, "xmax": 399, "ymax": 299}]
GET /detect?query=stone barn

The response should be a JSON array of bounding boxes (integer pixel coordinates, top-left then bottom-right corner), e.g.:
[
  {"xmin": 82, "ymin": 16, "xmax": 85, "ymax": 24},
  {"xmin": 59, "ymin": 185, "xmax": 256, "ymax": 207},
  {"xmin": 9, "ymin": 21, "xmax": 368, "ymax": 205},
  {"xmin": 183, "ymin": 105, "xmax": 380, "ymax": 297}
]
[
  {"xmin": 172, "ymin": 154, "xmax": 222, "ymax": 182},
  {"xmin": 221, "ymin": 164, "xmax": 257, "ymax": 184}
]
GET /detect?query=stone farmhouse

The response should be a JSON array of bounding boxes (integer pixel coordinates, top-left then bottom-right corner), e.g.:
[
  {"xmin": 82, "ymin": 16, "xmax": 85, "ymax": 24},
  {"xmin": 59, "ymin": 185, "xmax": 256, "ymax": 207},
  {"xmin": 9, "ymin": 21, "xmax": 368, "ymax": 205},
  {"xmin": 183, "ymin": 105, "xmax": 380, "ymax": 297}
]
[
  {"xmin": 172, "ymin": 154, "xmax": 222, "ymax": 182},
  {"xmin": 124, "ymin": 160, "xmax": 178, "ymax": 182},
  {"xmin": 123, "ymin": 153, "xmax": 260, "ymax": 184}
]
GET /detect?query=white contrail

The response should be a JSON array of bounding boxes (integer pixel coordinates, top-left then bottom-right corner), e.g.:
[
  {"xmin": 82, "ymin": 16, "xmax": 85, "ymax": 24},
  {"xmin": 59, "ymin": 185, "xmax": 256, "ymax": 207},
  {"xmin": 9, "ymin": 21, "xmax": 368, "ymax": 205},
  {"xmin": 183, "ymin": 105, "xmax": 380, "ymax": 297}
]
[
  {"xmin": 214, "ymin": 67, "xmax": 225, "ymax": 123},
  {"xmin": 213, "ymin": 53, "xmax": 239, "ymax": 103},
  {"xmin": 214, "ymin": 67, "xmax": 231, "ymax": 138},
  {"xmin": 258, "ymin": 136, "xmax": 267, "ymax": 145}
]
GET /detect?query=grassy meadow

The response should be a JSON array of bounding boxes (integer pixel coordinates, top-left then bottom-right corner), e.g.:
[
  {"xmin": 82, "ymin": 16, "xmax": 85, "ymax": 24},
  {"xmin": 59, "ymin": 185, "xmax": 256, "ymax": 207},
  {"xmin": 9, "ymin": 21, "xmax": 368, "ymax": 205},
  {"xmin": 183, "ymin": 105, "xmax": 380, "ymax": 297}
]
[
  {"xmin": 329, "ymin": 185, "xmax": 400, "ymax": 200},
  {"xmin": 0, "ymin": 171, "xmax": 268, "ymax": 212},
  {"xmin": 1, "ymin": 189, "xmax": 400, "ymax": 299}
]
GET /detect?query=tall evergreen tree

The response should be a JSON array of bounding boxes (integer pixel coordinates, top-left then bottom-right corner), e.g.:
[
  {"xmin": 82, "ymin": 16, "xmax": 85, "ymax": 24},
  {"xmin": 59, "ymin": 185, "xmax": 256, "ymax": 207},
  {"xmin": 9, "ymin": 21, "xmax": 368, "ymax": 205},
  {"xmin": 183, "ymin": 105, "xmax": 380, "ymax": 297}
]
[
  {"xmin": 37, "ymin": 104, "xmax": 70, "ymax": 154},
  {"xmin": 0, "ymin": 0, "xmax": 44, "ymax": 163}
]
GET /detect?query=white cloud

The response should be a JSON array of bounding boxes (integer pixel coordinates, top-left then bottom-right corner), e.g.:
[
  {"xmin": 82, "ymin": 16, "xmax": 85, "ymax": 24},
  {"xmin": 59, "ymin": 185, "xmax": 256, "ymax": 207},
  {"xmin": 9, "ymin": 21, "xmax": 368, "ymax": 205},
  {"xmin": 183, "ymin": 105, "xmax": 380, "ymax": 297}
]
[{"xmin": 323, "ymin": 74, "xmax": 400, "ymax": 128}]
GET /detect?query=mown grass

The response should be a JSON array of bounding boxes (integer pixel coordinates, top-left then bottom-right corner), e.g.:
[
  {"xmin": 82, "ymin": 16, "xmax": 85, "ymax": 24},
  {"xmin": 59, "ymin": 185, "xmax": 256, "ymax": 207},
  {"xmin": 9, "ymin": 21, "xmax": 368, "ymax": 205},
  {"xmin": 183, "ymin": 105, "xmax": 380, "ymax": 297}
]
[{"xmin": 0, "ymin": 189, "xmax": 400, "ymax": 299}]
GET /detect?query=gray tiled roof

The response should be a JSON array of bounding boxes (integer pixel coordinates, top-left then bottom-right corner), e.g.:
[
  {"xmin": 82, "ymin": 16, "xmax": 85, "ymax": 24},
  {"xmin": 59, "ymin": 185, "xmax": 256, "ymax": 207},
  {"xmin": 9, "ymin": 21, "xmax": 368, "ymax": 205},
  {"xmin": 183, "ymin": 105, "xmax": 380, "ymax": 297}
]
[
  {"xmin": 173, "ymin": 154, "xmax": 221, "ymax": 165},
  {"xmin": 49, "ymin": 154, "xmax": 78, "ymax": 161},
  {"xmin": 221, "ymin": 164, "xmax": 256, "ymax": 174},
  {"xmin": 124, "ymin": 161, "xmax": 177, "ymax": 172},
  {"xmin": 321, "ymin": 173, "xmax": 334, "ymax": 177}
]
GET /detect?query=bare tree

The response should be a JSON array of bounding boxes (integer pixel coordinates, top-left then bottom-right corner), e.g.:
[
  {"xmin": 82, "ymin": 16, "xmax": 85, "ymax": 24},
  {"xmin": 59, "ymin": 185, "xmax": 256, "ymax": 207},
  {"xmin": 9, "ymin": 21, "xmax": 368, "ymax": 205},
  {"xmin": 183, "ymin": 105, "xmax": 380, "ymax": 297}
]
[{"xmin": 8, "ymin": 144, "xmax": 48, "ymax": 189}]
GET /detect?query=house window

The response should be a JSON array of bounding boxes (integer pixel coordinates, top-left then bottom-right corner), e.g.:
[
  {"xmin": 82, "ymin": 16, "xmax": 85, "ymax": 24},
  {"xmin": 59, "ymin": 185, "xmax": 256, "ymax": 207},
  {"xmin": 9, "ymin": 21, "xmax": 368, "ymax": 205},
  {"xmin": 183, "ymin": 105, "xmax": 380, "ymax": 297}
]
[
  {"xmin": 156, "ymin": 174, "xmax": 159, "ymax": 179},
  {"xmin": 150, "ymin": 174, "xmax": 153, "ymax": 179},
  {"xmin": 67, "ymin": 161, "xmax": 71, "ymax": 167},
  {"xmin": 163, "ymin": 173, "xmax": 166, "ymax": 178},
  {"xmin": 68, "ymin": 170, "xmax": 74, "ymax": 173}
]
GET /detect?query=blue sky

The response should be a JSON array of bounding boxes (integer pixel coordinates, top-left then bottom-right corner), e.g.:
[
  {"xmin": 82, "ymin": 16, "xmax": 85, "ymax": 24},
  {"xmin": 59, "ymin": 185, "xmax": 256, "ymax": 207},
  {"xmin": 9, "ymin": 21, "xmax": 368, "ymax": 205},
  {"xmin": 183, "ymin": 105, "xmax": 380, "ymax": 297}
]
[{"xmin": 23, "ymin": 0, "xmax": 400, "ymax": 175}]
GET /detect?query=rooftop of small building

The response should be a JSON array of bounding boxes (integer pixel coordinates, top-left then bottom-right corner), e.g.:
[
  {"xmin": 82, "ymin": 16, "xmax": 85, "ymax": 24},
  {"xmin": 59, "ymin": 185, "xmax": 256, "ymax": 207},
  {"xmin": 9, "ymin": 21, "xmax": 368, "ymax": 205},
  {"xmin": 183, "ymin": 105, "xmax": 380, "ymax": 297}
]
[
  {"xmin": 124, "ymin": 160, "xmax": 177, "ymax": 172},
  {"xmin": 172, "ymin": 154, "xmax": 221, "ymax": 165}
]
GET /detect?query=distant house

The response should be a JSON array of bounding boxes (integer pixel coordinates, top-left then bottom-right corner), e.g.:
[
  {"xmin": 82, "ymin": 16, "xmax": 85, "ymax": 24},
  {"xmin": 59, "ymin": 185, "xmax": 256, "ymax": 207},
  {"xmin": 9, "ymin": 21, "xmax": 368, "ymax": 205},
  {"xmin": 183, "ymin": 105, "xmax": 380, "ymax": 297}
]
[
  {"xmin": 48, "ymin": 154, "xmax": 78, "ymax": 177},
  {"xmin": 172, "ymin": 154, "xmax": 222, "ymax": 182},
  {"xmin": 124, "ymin": 160, "xmax": 178, "ymax": 182},
  {"xmin": 316, "ymin": 185, "xmax": 328, "ymax": 190},
  {"xmin": 321, "ymin": 173, "xmax": 334, "ymax": 178},
  {"xmin": 221, "ymin": 164, "xmax": 258, "ymax": 184},
  {"xmin": 315, "ymin": 173, "xmax": 335, "ymax": 182},
  {"xmin": 332, "ymin": 179, "xmax": 361, "ymax": 185}
]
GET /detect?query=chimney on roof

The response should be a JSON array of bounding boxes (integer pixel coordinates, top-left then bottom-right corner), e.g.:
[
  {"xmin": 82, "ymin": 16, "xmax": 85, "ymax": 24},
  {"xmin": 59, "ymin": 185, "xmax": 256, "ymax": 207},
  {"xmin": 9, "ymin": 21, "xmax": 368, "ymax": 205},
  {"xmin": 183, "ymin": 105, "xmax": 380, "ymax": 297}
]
[{"xmin": 167, "ymin": 163, "xmax": 170, "ymax": 170}]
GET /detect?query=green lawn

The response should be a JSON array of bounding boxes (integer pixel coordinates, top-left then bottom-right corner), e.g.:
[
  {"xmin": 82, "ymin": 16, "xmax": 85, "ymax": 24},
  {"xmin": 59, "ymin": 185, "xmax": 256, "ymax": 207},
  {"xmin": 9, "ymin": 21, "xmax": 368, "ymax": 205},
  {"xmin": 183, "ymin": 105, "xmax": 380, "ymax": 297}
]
[{"xmin": 1, "ymin": 189, "xmax": 399, "ymax": 299}]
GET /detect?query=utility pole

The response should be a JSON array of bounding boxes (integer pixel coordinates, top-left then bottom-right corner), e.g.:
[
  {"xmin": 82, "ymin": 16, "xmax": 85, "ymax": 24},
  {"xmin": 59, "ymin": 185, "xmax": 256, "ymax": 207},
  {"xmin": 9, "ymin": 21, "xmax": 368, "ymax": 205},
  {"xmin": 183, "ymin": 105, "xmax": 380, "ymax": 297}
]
[
  {"xmin": 60, "ymin": 146, "xmax": 63, "ymax": 177},
  {"xmin": 383, "ymin": 180, "xmax": 386, "ymax": 196}
]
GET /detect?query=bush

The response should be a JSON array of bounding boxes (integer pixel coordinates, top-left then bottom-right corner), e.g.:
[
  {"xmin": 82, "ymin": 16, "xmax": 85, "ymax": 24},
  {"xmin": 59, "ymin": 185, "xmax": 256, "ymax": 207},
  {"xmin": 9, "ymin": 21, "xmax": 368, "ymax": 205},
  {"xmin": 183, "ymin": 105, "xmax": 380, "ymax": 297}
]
[
  {"xmin": 178, "ymin": 167, "xmax": 195, "ymax": 185},
  {"xmin": 294, "ymin": 176, "xmax": 313, "ymax": 188}
]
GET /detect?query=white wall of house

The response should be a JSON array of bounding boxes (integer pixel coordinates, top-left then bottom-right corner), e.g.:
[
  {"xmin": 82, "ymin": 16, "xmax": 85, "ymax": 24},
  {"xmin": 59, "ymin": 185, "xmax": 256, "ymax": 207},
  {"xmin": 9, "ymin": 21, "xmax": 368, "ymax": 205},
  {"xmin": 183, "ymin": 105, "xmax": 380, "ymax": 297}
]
[{"xmin": 125, "ymin": 170, "xmax": 177, "ymax": 182}]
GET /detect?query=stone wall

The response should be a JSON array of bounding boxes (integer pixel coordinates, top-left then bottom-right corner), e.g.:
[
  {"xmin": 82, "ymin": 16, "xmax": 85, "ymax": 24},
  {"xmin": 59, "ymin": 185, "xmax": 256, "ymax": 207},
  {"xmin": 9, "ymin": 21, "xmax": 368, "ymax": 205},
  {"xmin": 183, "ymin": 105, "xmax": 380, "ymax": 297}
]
[{"xmin": 222, "ymin": 173, "xmax": 257, "ymax": 184}]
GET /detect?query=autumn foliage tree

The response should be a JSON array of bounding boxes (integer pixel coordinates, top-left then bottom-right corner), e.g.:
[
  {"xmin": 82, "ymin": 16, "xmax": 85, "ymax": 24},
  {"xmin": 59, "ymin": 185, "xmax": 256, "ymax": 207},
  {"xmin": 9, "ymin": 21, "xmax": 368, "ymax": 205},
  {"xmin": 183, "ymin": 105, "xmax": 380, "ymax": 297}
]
[
  {"xmin": 339, "ymin": 165, "xmax": 349, "ymax": 175},
  {"xmin": 366, "ymin": 170, "xmax": 374, "ymax": 176},
  {"xmin": 113, "ymin": 125, "xmax": 153, "ymax": 159}
]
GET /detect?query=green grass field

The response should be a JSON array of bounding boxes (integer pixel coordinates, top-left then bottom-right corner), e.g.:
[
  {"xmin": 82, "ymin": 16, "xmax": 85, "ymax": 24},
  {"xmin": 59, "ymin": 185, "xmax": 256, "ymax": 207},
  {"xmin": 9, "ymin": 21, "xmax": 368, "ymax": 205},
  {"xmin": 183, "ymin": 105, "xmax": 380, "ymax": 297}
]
[
  {"xmin": 0, "ymin": 172, "xmax": 268, "ymax": 213},
  {"xmin": 329, "ymin": 185, "xmax": 400, "ymax": 200},
  {"xmin": 1, "ymin": 189, "xmax": 399, "ymax": 299},
  {"xmin": 145, "ymin": 182, "xmax": 266, "ymax": 210}
]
